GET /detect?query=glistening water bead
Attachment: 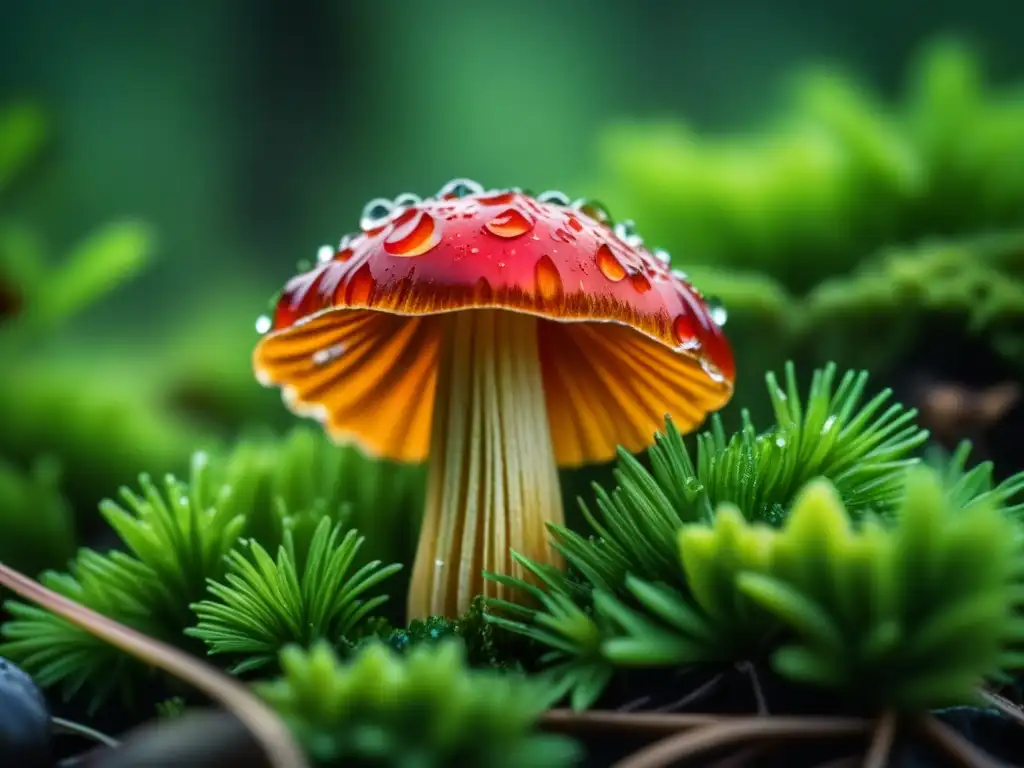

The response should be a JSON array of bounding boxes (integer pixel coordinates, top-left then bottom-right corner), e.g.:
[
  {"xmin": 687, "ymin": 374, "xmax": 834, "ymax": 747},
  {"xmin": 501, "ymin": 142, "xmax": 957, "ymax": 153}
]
[
  {"xmin": 392, "ymin": 192, "xmax": 422, "ymax": 209},
  {"xmin": 437, "ymin": 178, "xmax": 484, "ymax": 199},
  {"xmin": 360, "ymin": 198, "xmax": 394, "ymax": 231},
  {"xmin": 707, "ymin": 296, "xmax": 728, "ymax": 326},
  {"xmin": 571, "ymin": 198, "xmax": 612, "ymax": 227},
  {"xmin": 537, "ymin": 190, "xmax": 571, "ymax": 206},
  {"xmin": 255, "ymin": 315, "xmax": 272, "ymax": 334}
]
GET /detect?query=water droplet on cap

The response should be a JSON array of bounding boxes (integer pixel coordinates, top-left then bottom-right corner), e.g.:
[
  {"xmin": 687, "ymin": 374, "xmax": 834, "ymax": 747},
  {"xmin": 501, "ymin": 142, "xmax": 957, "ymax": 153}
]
[
  {"xmin": 571, "ymin": 198, "xmax": 612, "ymax": 226},
  {"xmin": 392, "ymin": 192, "xmax": 421, "ymax": 208},
  {"xmin": 438, "ymin": 178, "xmax": 484, "ymax": 199},
  {"xmin": 485, "ymin": 208, "xmax": 534, "ymax": 238},
  {"xmin": 596, "ymin": 244, "xmax": 627, "ymax": 281},
  {"xmin": 538, "ymin": 190, "xmax": 571, "ymax": 206},
  {"xmin": 672, "ymin": 314, "xmax": 701, "ymax": 350},
  {"xmin": 535, "ymin": 254, "xmax": 564, "ymax": 302},
  {"xmin": 671, "ymin": 268, "xmax": 689, "ymax": 281},
  {"xmin": 384, "ymin": 210, "xmax": 441, "ymax": 257},
  {"xmin": 631, "ymin": 272, "xmax": 652, "ymax": 293},
  {"xmin": 707, "ymin": 296, "xmax": 728, "ymax": 326},
  {"xmin": 614, "ymin": 220, "xmax": 643, "ymax": 247},
  {"xmin": 316, "ymin": 245, "xmax": 334, "ymax": 263},
  {"xmin": 361, "ymin": 198, "xmax": 394, "ymax": 230},
  {"xmin": 255, "ymin": 315, "xmax": 272, "ymax": 334},
  {"xmin": 312, "ymin": 343, "xmax": 345, "ymax": 366},
  {"xmin": 653, "ymin": 248, "xmax": 671, "ymax": 265}
]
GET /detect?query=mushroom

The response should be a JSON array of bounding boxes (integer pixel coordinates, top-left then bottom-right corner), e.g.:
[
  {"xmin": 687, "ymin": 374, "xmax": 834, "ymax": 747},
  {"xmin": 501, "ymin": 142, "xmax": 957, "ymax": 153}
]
[{"xmin": 252, "ymin": 180, "xmax": 735, "ymax": 620}]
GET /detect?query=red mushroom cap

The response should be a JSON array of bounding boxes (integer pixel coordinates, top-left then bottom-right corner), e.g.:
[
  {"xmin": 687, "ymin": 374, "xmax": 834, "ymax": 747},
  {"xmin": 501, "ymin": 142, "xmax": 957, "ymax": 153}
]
[{"xmin": 254, "ymin": 181, "xmax": 735, "ymax": 464}]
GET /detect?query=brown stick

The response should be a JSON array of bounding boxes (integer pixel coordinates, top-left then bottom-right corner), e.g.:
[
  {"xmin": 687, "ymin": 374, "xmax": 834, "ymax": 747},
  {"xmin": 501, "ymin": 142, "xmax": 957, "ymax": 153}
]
[
  {"xmin": 862, "ymin": 711, "xmax": 897, "ymax": 768},
  {"xmin": 0, "ymin": 563, "xmax": 308, "ymax": 768},
  {"xmin": 610, "ymin": 717, "xmax": 869, "ymax": 768},
  {"xmin": 917, "ymin": 714, "xmax": 1010, "ymax": 768},
  {"xmin": 541, "ymin": 708, "xmax": 722, "ymax": 735}
]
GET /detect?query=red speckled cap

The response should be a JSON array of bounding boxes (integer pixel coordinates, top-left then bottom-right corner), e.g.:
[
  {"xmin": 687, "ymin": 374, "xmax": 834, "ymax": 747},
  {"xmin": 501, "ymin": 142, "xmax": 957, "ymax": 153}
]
[{"xmin": 253, "ymin": 180, "xmax": 735, "ymax": 464}]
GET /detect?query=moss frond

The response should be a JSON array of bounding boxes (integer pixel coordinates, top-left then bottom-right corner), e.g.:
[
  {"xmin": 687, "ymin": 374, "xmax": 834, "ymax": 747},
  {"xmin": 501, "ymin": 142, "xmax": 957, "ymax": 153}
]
[
  {"xmin": 188, "ymin": 516, "xmax": 401, "ymax": 674},
  {"xmin": 98, "ymin": 451, "xmax": 246, "ymax": 630},
  {"xmin": 257, "ymin": 640, "xmax": 580, "ymax": 768},
  {"xmin": 0, "ymin": 549, "xmax": 165, "ymax": 711}
]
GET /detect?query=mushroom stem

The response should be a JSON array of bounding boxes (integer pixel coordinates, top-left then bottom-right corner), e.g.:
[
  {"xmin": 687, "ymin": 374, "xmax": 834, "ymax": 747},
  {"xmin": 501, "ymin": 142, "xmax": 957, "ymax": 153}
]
[{"xmin": 408, "ymin": 309, "xmax": 564, "ymax": 619}]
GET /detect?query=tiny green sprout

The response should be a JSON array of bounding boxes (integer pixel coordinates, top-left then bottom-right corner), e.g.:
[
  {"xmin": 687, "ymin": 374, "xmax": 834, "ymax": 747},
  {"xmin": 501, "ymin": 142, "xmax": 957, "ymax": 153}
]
[{"xmin": 257, "ymin": 640, "xmax": 580, "ymax": 768}]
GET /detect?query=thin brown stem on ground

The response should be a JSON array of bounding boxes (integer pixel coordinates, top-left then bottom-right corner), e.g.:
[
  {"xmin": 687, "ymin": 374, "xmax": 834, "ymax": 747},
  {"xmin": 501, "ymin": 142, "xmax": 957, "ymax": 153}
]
[
  {"xmin": 863, "ymin": 711, "xmax": 897, "ymax": 768},
  {"xmin": 618, "ymin": 672, "xmax": 728, "ymax": 714},
  {"xmin": 540, "ymin": 709, "xmax": 722, "ymax": 736},
  {"xmin": 735, "ymin": 661, "xmax": 768, "ymax": 715},
  {"xmin": 609, "ymin": 716, "xmax": 868, "ymax": 768},
  {"xmin": 917, "ymin": 714, "xmax": 1010, "ymax": 768}
]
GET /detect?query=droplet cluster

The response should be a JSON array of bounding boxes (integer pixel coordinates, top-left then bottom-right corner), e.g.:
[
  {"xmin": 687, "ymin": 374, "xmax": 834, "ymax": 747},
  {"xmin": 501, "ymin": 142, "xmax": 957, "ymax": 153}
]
[{"xmin": 257, "ymin": 177, "xmax": 731, "ymax": 377}]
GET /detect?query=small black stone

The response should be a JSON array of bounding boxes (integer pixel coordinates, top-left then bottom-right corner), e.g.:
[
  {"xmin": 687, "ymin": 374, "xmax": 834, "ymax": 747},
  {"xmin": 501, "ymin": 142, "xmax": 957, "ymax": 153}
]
[{"xmin": 0, "ymin": 657, "xmax": 52, "ymax": 768}]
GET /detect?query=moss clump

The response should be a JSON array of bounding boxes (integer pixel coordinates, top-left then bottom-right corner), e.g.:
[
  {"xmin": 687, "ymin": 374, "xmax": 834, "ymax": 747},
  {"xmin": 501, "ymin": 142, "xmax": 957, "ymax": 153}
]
[{"xmin": 256, "ymin": 640, "xmax": 580, "ymax": 768}]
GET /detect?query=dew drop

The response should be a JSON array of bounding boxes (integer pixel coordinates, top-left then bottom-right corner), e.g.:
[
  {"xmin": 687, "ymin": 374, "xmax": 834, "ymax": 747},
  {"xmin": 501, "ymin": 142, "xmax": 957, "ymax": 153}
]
[
  {"xmin": 392, "ymin": 192, "xmax": 421, "ymax": 209},
  {"xmin": 484, "ymin": 208, "xmax": 534, "ymax": 238},
  {"xmin": 383, "ymin": 210, "xmax": 441, "ymax": 257},
  {"xmin": 596, "ymin": 244, "xmax": 627, "ymax": 282},
  {"xmin": 672, "ymin": 314, "xmax": 701, "ymax": 350},
  {"xmin": 538, "ymin": 190, "xmax": 571, "ymax": 206},
  {"xmin": 566, "ymin": 215, "xmax": 583, "ymax": 232},
  {"xmin": 316, "ymin": 245, "xmax": 334, "ymax": 263},
  {"xmin": 438, "ymin": 178, "xmax": 484, "ymax": 199},
  {"xmin": 652, "ymin": 248, "xmax": 671, "ymax": 265},
  {"xmin": 671, "ymin": 268, "xmax": 689, "ymax": 281},
  {"xmin": 255, "ymin": 315, "xmax": 272, "ymax": 334},
  {"xmin": 707, "ymin": 296, "xmax": 728, "ymax": 326},
  {"xmin": 631, "ymin": 272, "xmax": 652, "ymax": 294},
  {"xmin": 361, "ymin": 198, "xmax": 394, "ymax": 231},
  {"xmin": 614, "ymin": 220, "xmax": 644, "ymax": 247},
  {"xmin": 571, "ymin": 198, "xmax": 612, "ymax": 227},
  {"xmin": 344, "ymin": 263, "xmax": 375, "ymax": 304},
  {"xmin": 550, "ymin": 227, "xmax": 575, "ymax": 244},
  {"xmin": 312, "ymin": 343, "xmax": 345, "ymax": 366},
  {"xmin": 535, "ymin": 255, "xmax": 564, "ymax": 303}
]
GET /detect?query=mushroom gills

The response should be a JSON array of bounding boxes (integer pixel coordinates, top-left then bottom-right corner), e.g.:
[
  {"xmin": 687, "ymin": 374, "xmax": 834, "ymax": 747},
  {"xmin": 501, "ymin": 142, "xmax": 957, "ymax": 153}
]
[{"xmin": 408, "ymin": 309, "xmax": 564, "ymax": 619}]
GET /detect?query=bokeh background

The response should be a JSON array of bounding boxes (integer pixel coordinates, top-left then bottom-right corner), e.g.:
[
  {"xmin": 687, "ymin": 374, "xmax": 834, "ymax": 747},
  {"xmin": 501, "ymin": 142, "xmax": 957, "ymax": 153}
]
[{"xmin": 2, "ymin": 0, "xmax": 1024, "ymax": 576}]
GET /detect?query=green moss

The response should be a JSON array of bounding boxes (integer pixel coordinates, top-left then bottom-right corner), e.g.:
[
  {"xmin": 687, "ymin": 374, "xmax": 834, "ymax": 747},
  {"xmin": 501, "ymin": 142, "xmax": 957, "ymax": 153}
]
[
  {"xmin": 486, "ymin": 363, "xmax": 1024, "ymax": 711},
  {"xmin": 257, "ymin": 640, "xmax": 579, "ymax": 768},
  {"xmin": 0, "ymin": 456, "xmax": 76, "ymax": 576}
]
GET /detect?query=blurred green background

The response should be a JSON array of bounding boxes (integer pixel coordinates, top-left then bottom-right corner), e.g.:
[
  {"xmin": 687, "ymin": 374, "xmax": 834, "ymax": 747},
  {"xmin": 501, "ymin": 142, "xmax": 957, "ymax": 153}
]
[
  {"xmin": 4, "ymin": 0, "xmax": 1022, "ymax": 330},
  {"xmin": 2, "ymin": 0, "xmax": 1024, "ymax": 577}
]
